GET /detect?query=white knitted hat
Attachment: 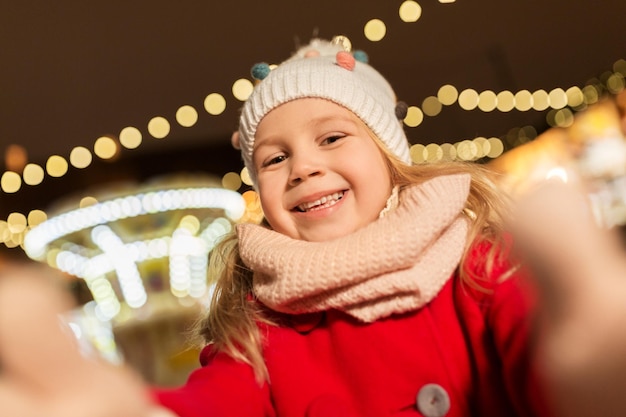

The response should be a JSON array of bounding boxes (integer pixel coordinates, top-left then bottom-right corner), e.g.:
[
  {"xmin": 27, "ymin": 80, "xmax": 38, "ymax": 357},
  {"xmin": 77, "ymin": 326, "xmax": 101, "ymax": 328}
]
[{"xmin": 236, "ymin": 37, "xmax": 412, "ymax": 186}]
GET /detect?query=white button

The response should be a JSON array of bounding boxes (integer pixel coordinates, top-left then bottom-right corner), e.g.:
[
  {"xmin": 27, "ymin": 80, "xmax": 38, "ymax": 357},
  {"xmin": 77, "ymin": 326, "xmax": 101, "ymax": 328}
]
[{"xmin": 416, "ymin": 383, "xmax": 451, "ymax": 417}]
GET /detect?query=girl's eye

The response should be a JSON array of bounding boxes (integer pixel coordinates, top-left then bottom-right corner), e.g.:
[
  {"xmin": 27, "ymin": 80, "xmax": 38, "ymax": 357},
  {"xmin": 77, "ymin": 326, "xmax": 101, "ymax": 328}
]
[
  {"xmin": 323, "ymin": 135, "xmax": 344, "ymax": 145},
  {"xmin": 264, "ymin": 154, "xmax": 287, "ymax": 167}
]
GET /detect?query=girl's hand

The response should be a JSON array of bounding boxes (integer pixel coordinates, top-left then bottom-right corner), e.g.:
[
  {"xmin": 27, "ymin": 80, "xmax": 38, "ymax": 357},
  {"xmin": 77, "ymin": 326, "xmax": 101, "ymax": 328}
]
[
  {"xmin": 512, "ymin": 182, "xmax": 626, "ymax": 417},
  {"xmin": 0, "ymin": 265, "xmax": 175, "ymax": 417}
]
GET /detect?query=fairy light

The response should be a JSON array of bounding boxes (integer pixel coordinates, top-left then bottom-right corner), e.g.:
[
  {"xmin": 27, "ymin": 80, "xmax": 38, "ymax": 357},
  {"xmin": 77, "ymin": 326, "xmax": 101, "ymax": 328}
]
[
  {"xmin": 232, "ymin": 79, "xmax": 254, "ymax": 101},
  {"xmin": 94, "ymin": 136, "xmax": 118, "ymax": 160},
  {"xmin": 240, "ymin": 167, "xmax": 253, "ymax": 186},
  {"xmin": 364, "ymin": 19, "xmax": 386, "ymax": 42},
  {"xmin": 221, "ymin": 172, "xmax": 242, "ymax": 190},
  {"xmin": 1, "ymin": 171, "xmax": 21, "ymax": 193},
  {"xmin": 204, "ymin": 93, "xmax": 226, "ymax": 115},
  {"xmin": 176, "ymin": 105, "xmax": 199, "ymax": 127},
  {"xmin": 422, "ymin": 96, "xmax": 442, "ymax": 116},
  {"xmin": 496, "ymin": 91, "xmax": 515, "ymax": 112},
  {"xmin": 148, "ymin": 117, "xmax": 170, "ymax": 139},
  {"xmin": 23, "ymin": 163, "xmax": 45, "ymax": 186},
  {"xmin": 46, "ymin": 155, "xmax": 69, "ymax": 177},
  {"xmin": 119, "ymin": 127, "xmax": 143, "ymax": 149},
  {"xmin": 404, "ymin": 106, "xmax": 424, "ymax": 127},
  {"xmin": 69, "ymin": 146, "xmax": 93, "ymax": 169},
  {"xmin": 514, "ymin": 90, "xmax": 533, "ymax": 111},
  {"xmin": 399, "ymin": 1, "xmax": 422, "ymax": 22},
  {"xmin": 477, "ymin": 90, "xmax": 497, "ymax": 112},
  {"xmin": 437, "ymin": 85, "xmax": 458, "ymax": 105}
]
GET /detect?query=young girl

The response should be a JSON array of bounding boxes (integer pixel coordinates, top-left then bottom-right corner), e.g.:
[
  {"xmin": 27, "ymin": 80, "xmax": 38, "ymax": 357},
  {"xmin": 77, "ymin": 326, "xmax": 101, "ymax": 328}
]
[
  {"xmin": 150, "ymin": 37, "xmax": 550, "ymax": 416},
  {"xmin": 0, "ymin": 37, "xmax": 551, "ymax": 417}
]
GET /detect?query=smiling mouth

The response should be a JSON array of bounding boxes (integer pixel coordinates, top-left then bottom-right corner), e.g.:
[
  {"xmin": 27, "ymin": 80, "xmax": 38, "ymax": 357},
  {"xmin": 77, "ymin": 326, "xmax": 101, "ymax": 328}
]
[{"xmin": 294, "ymin": 191, "xmax": 345, "ymax": 212}]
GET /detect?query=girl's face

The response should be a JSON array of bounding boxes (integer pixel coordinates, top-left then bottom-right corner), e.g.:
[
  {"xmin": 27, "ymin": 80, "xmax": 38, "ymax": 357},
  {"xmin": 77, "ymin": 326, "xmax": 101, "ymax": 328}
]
[{"xmin": 253, "ymin": 98, "xmax": 393, "ymax": 242}]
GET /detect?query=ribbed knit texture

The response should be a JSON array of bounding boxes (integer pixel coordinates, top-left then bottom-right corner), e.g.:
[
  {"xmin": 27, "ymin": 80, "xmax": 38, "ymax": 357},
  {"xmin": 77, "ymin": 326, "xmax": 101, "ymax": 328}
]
[
  {"xmin": 238, "ymin": 39, "xmax": 411, "ymax": 187},
  {"xmin": 237, "ymin": 174, "xmax": 470, "ymax": 322}
]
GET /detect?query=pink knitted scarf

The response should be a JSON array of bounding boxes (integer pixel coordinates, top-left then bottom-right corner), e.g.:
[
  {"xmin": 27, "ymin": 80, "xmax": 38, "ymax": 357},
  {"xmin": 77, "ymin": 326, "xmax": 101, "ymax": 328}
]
[{"xmin": 236, "ymin": 174, "xmax": 470, "ymax": 322}]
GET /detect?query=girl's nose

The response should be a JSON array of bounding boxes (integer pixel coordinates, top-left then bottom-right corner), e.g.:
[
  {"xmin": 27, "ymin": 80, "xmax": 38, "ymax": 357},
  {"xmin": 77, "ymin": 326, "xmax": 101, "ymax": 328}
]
[{"xmin": 288, "ymin": 153, "xmax": 324, "ymax": 185}]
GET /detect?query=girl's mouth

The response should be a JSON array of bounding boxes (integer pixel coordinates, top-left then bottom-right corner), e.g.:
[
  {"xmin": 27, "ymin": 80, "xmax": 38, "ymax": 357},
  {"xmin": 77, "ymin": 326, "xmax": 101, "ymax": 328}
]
[{"xmin": 294, "ymin": 191, "xmax": 345, "ymax": 212}]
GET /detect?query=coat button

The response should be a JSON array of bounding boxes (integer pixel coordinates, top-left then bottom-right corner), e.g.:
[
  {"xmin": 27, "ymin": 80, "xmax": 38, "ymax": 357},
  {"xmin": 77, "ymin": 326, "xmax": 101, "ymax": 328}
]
[
  {"xmin": 416, "ymin": 383, "xmax": 451, "ymax": 417},
  {"xmin": 288, "ymin": 311, "xmax": 325, "ymax": 334}
]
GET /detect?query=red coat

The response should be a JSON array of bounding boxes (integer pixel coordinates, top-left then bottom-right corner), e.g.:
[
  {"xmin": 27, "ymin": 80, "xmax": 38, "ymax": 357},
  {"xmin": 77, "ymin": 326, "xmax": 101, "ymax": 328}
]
[{"xmin": 154, "ymin": 244, "xmax": 550, "ymax": 417}]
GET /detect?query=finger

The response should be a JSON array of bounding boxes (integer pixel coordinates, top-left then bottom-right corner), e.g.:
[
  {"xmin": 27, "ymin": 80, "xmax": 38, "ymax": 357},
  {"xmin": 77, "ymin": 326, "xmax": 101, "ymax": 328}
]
[
  {"xmin": 0, "ymin": 268, "xmax": 82, "ymax": 391},
  {"xmin": 0, "ymin": 268, "xmax": 153, "ymax": 417},
  {"xmin": 0, "ymin": 380, "xmax": 43, "ymax": 417},
  {"xmin": 510, "ymin": 181, "xmax": 624, "ymax": 316}
]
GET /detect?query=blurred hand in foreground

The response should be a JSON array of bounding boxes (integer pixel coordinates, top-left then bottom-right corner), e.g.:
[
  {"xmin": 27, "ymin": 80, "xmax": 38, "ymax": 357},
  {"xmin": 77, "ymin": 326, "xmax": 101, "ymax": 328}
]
[
  {"xmin": 512, "ymin": 181, "xmax": 626, "ymax": 417},
  {"xmin": 0, "ymin": 265, "xmax": 174, "ymax": 417}
]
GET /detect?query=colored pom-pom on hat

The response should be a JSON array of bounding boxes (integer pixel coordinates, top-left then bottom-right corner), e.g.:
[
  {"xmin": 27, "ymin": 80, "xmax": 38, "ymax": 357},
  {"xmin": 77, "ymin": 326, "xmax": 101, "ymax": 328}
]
[
  {"xmin": 251, "ymin": 62, "xmax": 271, "ymax": 81},
  {"xmin": 353, "ymin": 50, "xmax": 369, "ymax": 64},
  {"xmin": 395, "ymin": 101, "xmax": 409, "ymax": 120},
  {"xmin": 336, "ymin": 51, "xmax": 356, "ymax": 71},
  {"xmin": 238, "ymin": 37, "xmax": 413, "ymax": 187}
]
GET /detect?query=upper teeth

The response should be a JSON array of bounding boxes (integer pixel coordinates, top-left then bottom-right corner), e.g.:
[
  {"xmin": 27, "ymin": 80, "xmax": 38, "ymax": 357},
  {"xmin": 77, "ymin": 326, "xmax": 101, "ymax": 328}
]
[{"xmin": 298, "ymin": 192, "xmax": 344, "ymax": 211}]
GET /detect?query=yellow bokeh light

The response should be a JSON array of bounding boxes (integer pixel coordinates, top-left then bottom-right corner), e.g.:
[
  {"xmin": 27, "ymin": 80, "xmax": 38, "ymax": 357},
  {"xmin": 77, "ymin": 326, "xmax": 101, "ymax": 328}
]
[
  {"xmin": 4, "ymin": 144, "xmax": 27, "ymax": 172},
  {"xmin": 46, "ymin": 155, "xmax": 68, "ymax": 178},
  {"xmin": 242, "ymin": 190, "xmax": 261, "ymax": 211},
  {"xmin": 582, "ymin": 85, "xmax": 599, "ymax": 105},
  {"xmin": 1, "ymin": 171, "xmax": 21, "ymax": 193},
  {"xmin": 566, "ymin": 87, "xmax": 585, "ymax": 108},
  {"xmin": 0, "ymin": 221, "xmax": 9, "ymax": 242},
  {"xmin": 548, "ymin": 88, "xmax": 567, "ymax": 109},
  {"xmin": 486, "ymin": 138, "xmax": 504, "ymax": 158},
  {"xmin": 554, "ymin": 108, "xmax": 574, "ymax": 127},
  {"xmin": 179, "ymin": 215, "xmax": 200, "ymax": 234},
  {"xmin": 614, "ymin": 58, "xmax": 626, "ymax": 75},
  {"xmin": 148, "ymin": 117, "xmax": 170, "ymax": 139},
  {"xmin": 422, "ymin": 96, "xmax": 442, "ymax": 116},
  {"xmin": 437, "ymin": 84, "xmax": 458, "ymax": 106},
  {"xmin": 7, "ymin": 212, "xmax": 27, "ymax": 233},
  {"xmin": 176, "ymin": 105, "xmax": 198, "ymax": 127},
  {"xmin": 331, "ymin": 35, "xmax": 352, "ymax": 52},
  {"xmin": 410, "ymin": 144, "xmax": 426, "ymax": 163},
  {"xmin": 441, "ymin": 143, "xmax": 456, "ymax": 161},
  {"xmin": 27, "ymin": 209, "xmax": 47, "ymax": 227},
  {"xmin": 514, "ymin": 90, "xmax": 533, "ymax": 111},
  {"xmin": 399, "ymin": 1, "xmax": 422, "ymax": 22},
  {"xmin": 232, "ymin": 79, "xmax": 254, "ymax": 101},
  {"xmin": 496, "ymin": 91, "xmax": 515, "ymax": 112},
  {"xmin": 94, "ymin": 136, "xmax": 118, "ymax": 160},
  {"xmin": 69, "ymin": 146, "xmax": 92, "ymax": 169},
  {"xmin": 240, "ymin": 167, "xmax": 253, "ymax": 186},
  {"xmin": 364, "ymin": 19, "xmax": 386, "ymax": 42},
  {"xmin": 456, "ymin": 140, "xmax": 478, "ymax": 161},
  {"xmin": 204, "ymin": 93, "xmax": 227, "ymax": 115},
  {"xmin": 473, "ymin": 137, "xmax": 488, "ymax": 158},
  {"xmin": 607, "ymin": 73, "xmax": 625, "ymax": 94},
  {"xmin": 404, "ymin": 106, "xmax": 424, "ymax": 127},
  {"xmin": 120, "ymin": 126, "xmax": 143, "ymax": 148},
  {"xmin": 425, "ymin": 143, "xmax": 443, "ymax": 162},
  {"xmin": 532, "ymin": 90, "xmax": 549, "ymax": 111},
  {"xmin": 80, "ymin": 196, "xmax": 99, "ymax": 208},
  {"xmin": 477, "ymin": 90, "xmax": 497, "ymax": 112},
  {"xmin": 23, "ymin": 163, "xmax": 44, "ymax": 186},
  {"xmin": 458, "ymin": 89, "xmax": 479, "ymax": 111},
  {"xmin": 221, "ymin": 172, "xmax": 242, "ymax": 191}
]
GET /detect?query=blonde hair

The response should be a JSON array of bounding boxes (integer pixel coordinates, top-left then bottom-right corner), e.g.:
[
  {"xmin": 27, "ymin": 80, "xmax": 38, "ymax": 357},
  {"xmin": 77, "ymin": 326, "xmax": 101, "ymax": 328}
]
[{"xmin": 195, "ymin": 131, "xmax": 513, "ymax": 383}]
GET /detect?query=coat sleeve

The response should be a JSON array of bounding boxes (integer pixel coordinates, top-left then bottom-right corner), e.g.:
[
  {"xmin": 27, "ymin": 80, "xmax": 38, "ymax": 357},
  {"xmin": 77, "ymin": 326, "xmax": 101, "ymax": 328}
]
[
  {"xmin": 151, "ymin": 346, "xmax": 275, "ymax": 417},
  {"xmin": 469, "ymin": 239, "xmax": 553, "ymax": 417}
]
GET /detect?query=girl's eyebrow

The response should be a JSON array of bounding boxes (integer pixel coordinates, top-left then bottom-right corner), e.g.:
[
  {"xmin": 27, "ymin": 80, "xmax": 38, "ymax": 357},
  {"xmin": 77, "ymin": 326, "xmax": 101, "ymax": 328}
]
[{"xmin": 307, "ymin": 114, "xmax": 356, "ymax": 128}]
